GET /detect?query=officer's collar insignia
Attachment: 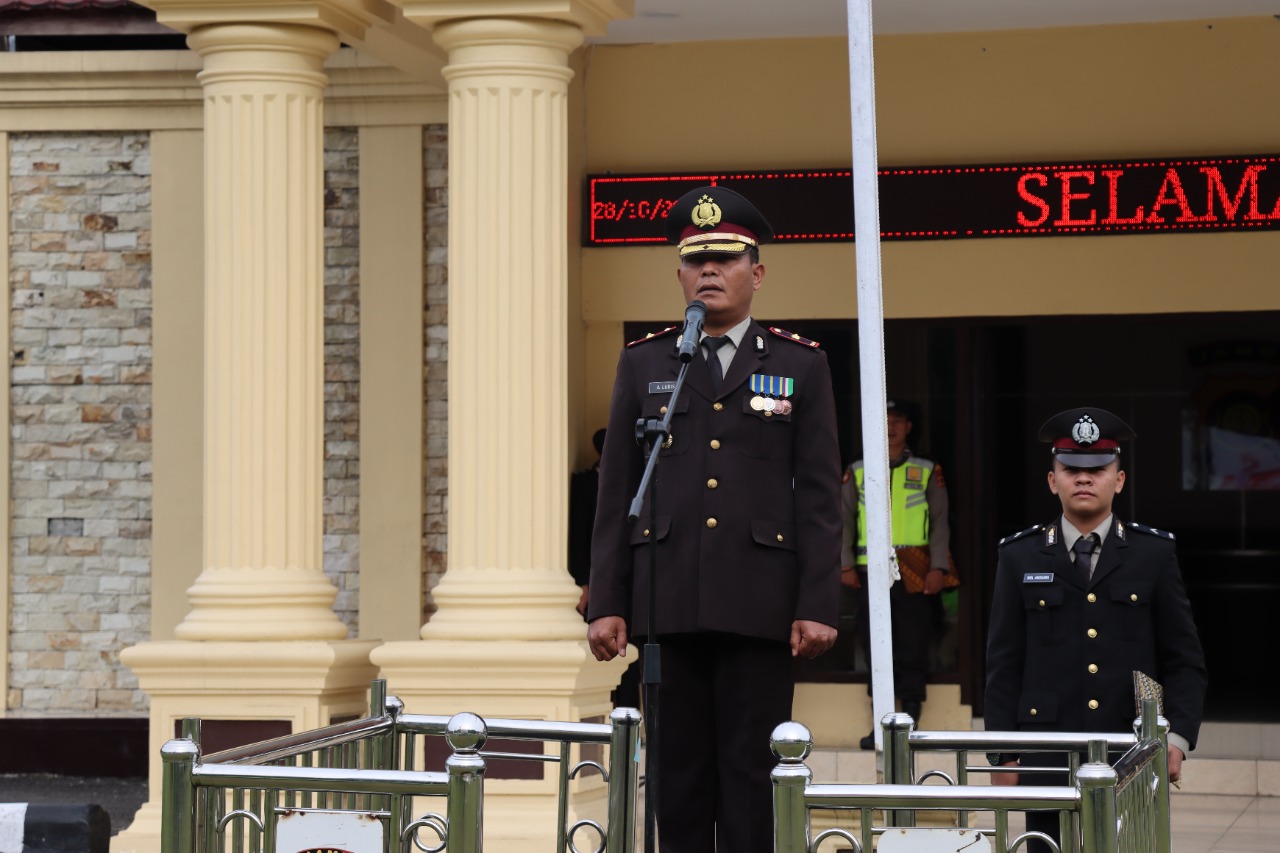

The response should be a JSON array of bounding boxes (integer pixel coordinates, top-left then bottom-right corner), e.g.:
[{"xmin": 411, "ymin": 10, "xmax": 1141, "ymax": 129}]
[
  {"xmin": 692, "ymin": 194, "xmax": 722, "ymax": 229},
  {"xmin": 1072, "ymin": 414, "xmax": 1101, "ymax": 445},
  {"xmin": 755, "ymin": 335, "xmax": 765, "ymax": 352},
  {"xmin": 1116, "ymin": 520, "xmax": 1126, "ymax": 540},
  {"xmin": 1045, "ymin": 525, "xmax": 1058, "ymax": 546}
]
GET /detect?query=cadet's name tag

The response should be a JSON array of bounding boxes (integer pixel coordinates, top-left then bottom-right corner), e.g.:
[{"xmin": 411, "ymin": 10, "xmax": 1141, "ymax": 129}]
[
  {"xmin": 648, "ymin": 381, "xmax": 676, "ymax": 394},
  {"xmin": 1023, "ymin": 572, "xmax": 1054, "ymax": 583}
]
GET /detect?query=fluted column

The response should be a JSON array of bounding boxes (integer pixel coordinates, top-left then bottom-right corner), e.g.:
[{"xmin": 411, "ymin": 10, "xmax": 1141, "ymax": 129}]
[
  {"xmin": 176, "ymin": 22, "xmax": 348, "ymax": 641},
  {"xmin": 417, "ymin": 17, "xmax": 585, "ymax": 641}
]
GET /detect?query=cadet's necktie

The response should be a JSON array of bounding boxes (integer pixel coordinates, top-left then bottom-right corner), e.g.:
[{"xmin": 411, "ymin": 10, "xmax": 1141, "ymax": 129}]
[
  {"xmin": 704, "ymin": 336, "xmax": 729, "ymax": 394},
  {"xmin": 1072, "ymin": 533, "xmax": 1097, "ymax": 584}
]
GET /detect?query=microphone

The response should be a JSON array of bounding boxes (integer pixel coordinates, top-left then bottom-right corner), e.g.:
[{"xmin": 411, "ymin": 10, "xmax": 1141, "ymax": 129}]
[{"xmin": 677, "ymin": 300, "xmax": 707, "ymax": 363}]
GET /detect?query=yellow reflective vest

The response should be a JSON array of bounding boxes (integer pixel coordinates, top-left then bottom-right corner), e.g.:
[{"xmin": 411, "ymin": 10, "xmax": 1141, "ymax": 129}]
[{"xmin": 852, "ymin": 457, "xmax": 933, "ymax": 565}]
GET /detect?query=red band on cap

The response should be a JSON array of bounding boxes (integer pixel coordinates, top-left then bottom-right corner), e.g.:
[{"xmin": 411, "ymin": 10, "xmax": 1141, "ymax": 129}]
[{"xmin": 1053, "ymin": 438, "xmax": 1120, "ymax": 451}]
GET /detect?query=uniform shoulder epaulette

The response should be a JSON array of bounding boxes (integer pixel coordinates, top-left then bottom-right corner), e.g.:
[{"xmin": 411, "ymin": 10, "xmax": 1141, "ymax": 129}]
[
  {"xmin": 1126, "ymin": 521, "xmax": 1175, "ymax": 541},
  {"xmin": 999, "ymin": 524, "xmax": 1044, "ymax": 547},
  {"xmin": 768, "ymin": 326, "xmax": 821, "ymax": 349},
  {"xmin": 626, "ymin": 325, "xmax": 678, "ymax": 347}
]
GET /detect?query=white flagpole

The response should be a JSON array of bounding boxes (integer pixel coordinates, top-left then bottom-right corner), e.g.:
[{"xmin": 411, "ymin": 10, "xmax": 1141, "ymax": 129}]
[{"xmin": 845, "ymin": 0, "xmax": 897, "ymax": 755}]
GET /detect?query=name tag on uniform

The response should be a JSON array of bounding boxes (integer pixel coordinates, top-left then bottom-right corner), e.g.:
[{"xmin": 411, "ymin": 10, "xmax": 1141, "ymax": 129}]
[
  {"xmin": 648, "ymin": 381, "xmax": 676, "ymax": 394},
  {"xmin": 1023, "ymin": 572, "xmax": 1054, "ymax": 583}
]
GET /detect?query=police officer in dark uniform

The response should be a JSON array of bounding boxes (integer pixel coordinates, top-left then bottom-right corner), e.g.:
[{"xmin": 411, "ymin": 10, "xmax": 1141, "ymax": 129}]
[
  {"xmin": 587, "ymin": 185, "xmax": 842, "ymax": 853},
  {"xmin": 985, "ymin": 407, "xmax": 1208, "ymax": 853}
]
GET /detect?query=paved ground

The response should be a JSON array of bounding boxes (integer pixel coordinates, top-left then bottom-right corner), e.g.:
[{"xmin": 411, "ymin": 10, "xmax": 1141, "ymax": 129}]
[{"xmin": 0, "ymin": 775, "xmax": 147, "ymax": 837}]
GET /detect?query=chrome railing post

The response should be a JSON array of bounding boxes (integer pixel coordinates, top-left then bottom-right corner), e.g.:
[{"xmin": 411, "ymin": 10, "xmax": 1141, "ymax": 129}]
[
  {"xmin": 1139, "ymin": 699, "xmax": 1172, "ymax": 853},
  {"xmin": 1077, "ymin": 753, "xmax": 1117, "ymax": 853},
  {"xmin": 608, "ymin": 707, "xmax": 642, "ymax": 853},
  {"xmin": 884, "ymin": 712, "xmax": 915, "ymax": 826},
  {"xmin": 445, "ymin": 713, "xmax": 488, "ymax": 853},
  {"xmin": 770, "ymin": 722, "xmax": 813, "ymax": 853},
  {"xmin": 161, "ymin": 738, "xmax": 200, "ymax": 853}
]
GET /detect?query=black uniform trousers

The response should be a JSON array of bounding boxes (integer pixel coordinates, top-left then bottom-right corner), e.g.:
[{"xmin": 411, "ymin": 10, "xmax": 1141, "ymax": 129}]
[
  {"xmin": 854, "ymin": 572, "xmax": 932, "ymax": 704},
  {"xmin": 646, "ymin": 632, "xmax": 793, "ymax": 853}
]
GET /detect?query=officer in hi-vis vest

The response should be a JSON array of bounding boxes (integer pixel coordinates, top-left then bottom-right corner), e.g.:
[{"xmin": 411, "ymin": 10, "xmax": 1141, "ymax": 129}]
[{"xmin": 840, "ymin": 398, "xmax": 953, "ymax": 749}]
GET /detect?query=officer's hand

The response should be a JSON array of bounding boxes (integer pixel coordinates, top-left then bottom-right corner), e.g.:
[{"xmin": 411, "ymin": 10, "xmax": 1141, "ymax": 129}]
[
  {"xmin": 587, "ymin": 616, "xmax": 628, "ymax": 661},
  {"xmin": 840, "ymin": 567, "xmax": 861, "ymax": 589},
  {"xmin": 922, "ymin": 569, "xmax": 946, "ymax": 595},
  {"xmin": 1168, "ymin": 744, "xmax": 1185, "ymax": 785},
  {"xmin": 576, "ymin": 585, "xmax": 590, "ymax": 616},
  {"xmin": 790, "ymin": 620, "xmax": 837, "ymax": 659},
  {"xmin": 990, "ymin": 762, "xmax": 1020, "ymax": 787}
]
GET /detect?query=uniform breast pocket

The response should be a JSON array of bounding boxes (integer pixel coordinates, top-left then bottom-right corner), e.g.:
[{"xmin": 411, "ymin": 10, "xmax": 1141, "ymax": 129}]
[
  {"xmin": 1112, "ymin": 580, "xmax": 1153, "ymax": 640},
  {"xmin": 738, "ymin": 393, "xmax": 793, "ymax": 460},
  {"xmin": 641, "ymin": 394, "xmax": 690, "ymax": 457},
  {"xmin": 1021, "ymin": 584, "xmax": 1066, "ymax": 644}
]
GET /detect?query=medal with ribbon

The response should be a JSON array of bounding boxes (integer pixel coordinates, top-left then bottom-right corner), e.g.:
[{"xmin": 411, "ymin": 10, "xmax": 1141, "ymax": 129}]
[{"xmin": 749, "ymin": 374, "xmax": 795, "ymax": 415}]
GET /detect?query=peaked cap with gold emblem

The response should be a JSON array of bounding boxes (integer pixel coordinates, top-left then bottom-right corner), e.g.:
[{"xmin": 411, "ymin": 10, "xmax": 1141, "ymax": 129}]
[
  {"xmin": 664, "ymin": 185, "xmax": 775, "ymax": 258},
  {"xmin": 1038, "ymin": 406, "xmax": 1135, "ymax": 468}
]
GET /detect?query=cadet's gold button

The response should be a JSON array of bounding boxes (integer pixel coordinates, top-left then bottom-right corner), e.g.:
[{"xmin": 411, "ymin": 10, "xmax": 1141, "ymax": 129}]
[
  {"xmin": 1029, "ymin": 708, "xmax": 1038, "ymax": 716},
  {"xmin": 1131, "ymin": 593, "xmax": 1138, "ymax": 602},
  {"xmin": 1087, "ymin": 593, "xmax": 1097, "ymax": 603},
  {"xmin": 710, "ymin": 439, "xmax": 721, "ymax": 450},
  {"xmin": 1088, "ymin": 700, "xmax": 1100, "ymax": 710},
  {"xmin": 776, "ymin": 534, "xmax": 784, "ymax": 542},
  {"xmin": 764, "ymin": 411, "xmax": 773, "ymax": 417},
  {"xmin": 1038, "ymin": 599, "xmax": 1046, "ymax": 607},
  {"xmin": 1088, "ymin": 664, "xmax": 1099, "ymax": 674},
  {"xmin": 706, "ymin": 517, "xmax": 718, "ymax": 529},
  {"xmin": 1087, "ymin": 628, "xmax": 1098, "ymax": 639},
  {"xmin": 707, "ymin": 478, "xmax": 718, "ymax": 489},
  {"xmin": 643, "ymin": 529, "xmax": 649, "ymax": 537},
  {"xmin": 713, "ymin": 402, "xmax": 724, "ymax": 412},
  {"xmin": 659, "ymin": 405, "xmax": 667, "ymax": 414}
]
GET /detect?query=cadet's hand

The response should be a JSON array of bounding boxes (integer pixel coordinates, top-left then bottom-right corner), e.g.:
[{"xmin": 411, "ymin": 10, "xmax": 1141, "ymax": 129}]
[
  {"xmin": 587, "ymin": 616, "xmax": 628, "ymax": 661},
  {"xmin": 990, "ymin": 762, "xmax": 1020, "ymax": 787},
  {"xmin": 790, "ymin": 620, "xmax": 837, "ymax": 659},
  {"xmin": 840, "ymin": 567, "xmax": 861, "ymax": 589},
  {"xmin": 922, "ymin": 569, "xmax": 946, "ymax": 595},
  {"xmin": 576, "ymin": 585, "xmax": 590, "ymax": 617},
  {"xmin": 1168, "ymin": 744, "xmax": 1185, "ymax": 785}
]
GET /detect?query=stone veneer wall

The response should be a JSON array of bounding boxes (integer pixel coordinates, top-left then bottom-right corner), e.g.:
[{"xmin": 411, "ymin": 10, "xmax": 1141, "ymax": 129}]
[
  {"xmin": 7, "ymin": 132, "xmax": 153, "ymax": 712},
  {"xmin": 323, "ymin": 127, "xmax": 360, "ymax": 636},
  {"xmin": 4, "ymin": 125, "xmax": 435, "ymax": 709},
  {"xmin": 422, "ymin": 124, "xmax": 447, "ymax": 619}
]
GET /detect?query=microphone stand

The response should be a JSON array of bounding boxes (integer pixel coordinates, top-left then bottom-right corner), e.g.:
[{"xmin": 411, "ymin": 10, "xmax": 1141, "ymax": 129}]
[{"xmin": 627, "ymin": 356, "xmax": 695, "ymax": 853}]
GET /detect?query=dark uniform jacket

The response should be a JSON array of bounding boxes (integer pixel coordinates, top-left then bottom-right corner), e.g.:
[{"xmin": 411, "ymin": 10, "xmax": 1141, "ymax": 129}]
[
  {"xmin": 985, "ymin": 517, "xmax": 1208, "ymax": 748},
  {"xmin": 587, "ymin": 319, "xmax": 842, "ymax": 642}
]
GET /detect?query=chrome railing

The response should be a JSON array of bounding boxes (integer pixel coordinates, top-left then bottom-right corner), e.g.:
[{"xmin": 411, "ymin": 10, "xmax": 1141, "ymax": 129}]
[
  {"xmin": 772, "ymin": 699, "xmax": 1170, "ymax": 853},
  {"xmin": 160, "ymin": 679, "xmax": 642, "ymax": 853}
]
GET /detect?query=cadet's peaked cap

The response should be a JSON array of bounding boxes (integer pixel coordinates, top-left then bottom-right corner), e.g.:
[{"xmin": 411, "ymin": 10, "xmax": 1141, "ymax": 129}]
[
  {"xmin": 664, "ymin": 185, "xmax": 775, "ymax": 257},
  {"xmin": 1038, "ymin": 407, "xmax": 1135, "ymax": 468},
  {"xmin": 886, "ymin": 398, "xmax": 914, "ymax": 418}
]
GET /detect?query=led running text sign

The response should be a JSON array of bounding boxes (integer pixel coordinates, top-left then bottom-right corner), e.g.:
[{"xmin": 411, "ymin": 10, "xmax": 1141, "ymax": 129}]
[{"xmin": 586, "ymin": 154, "xmax": 1280, "ymax": 245}]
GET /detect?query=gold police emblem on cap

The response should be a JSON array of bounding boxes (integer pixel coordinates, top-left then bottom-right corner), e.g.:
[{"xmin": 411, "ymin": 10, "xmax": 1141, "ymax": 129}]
[{"xmin": 692, "ymin": 195, "xmax": 722, "ymax": 229}]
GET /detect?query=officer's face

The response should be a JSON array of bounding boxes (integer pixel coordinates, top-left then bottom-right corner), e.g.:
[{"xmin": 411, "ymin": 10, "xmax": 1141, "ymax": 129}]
[
  {"xmin": 1047, "ymin": 460, "xmax": 1126, "ymax": 521},
  {"xmin": 887, "ymin": 412, "xmax": 912, "ymax": 447},
  {"xmin": 676, "ymin": 252, "xmax": 764, "ymax": 332}
]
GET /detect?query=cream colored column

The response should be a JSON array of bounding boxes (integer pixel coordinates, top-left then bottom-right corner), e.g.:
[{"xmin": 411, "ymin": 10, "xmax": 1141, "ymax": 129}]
[
  {"xmin": 116, "ymin": 25, "xmax": 378, "ymax": 853},
  {"xmin": 371, "ymin": 17, "xmax": 625, "ymax": 851},
  {"xmin": 179, "ymin": 23, "xmax": 348, "ymax": 640}
]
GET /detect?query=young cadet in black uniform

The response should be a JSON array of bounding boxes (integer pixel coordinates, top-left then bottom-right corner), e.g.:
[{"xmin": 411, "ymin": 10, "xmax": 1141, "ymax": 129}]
[
  {"xmin": 587, "ymin": 185, "xmax": 842, "ymax": 853},
  {"xmin": 984, "ymin": 408, "xmax": 1208, "ymax": 853}
]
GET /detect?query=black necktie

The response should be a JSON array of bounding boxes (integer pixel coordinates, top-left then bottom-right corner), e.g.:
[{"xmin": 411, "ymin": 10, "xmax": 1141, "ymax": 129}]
[
  {"xmin": 704, "ymin": 336, "xmax": 729, "ymax": 394},
  {"xmin": 1072, "ymin": 534, "xmax": 1097, "ymax": 583}
]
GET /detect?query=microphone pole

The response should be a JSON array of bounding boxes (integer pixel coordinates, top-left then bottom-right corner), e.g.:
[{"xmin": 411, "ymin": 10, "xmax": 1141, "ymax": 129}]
[{"xmin": 627, "ymin": 300, "xmax": 704, "ymax": 853}]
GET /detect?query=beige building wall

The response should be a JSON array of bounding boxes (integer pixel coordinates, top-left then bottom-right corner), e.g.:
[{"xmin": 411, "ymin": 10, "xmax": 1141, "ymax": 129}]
[{"xmin": 577, "ymin": 19, "xmax": 1280, "ymax": 429}]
